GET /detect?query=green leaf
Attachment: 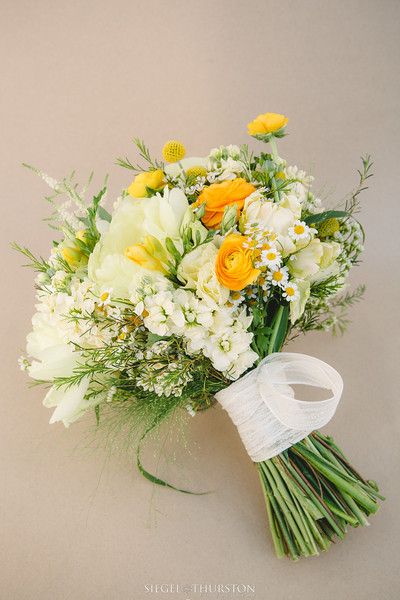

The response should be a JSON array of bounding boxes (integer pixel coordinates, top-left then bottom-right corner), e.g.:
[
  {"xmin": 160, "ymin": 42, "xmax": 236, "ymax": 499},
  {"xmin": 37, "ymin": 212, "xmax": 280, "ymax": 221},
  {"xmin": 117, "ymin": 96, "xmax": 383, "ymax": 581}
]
[
  {"xmin": 165, "ymin": 237, "xmax": 182, "ymax": 262},
  {"xmin": 304, "ymin": 210, "xmax": 348, "ymax": 225},
  {"xmin": 268, "ymin": 305, "xmax": 289, "ymax": 354},
  {"xmin": 137, "ymin": 419, "xmax": 209, "ymax": 495},
  {"xmin": 97, "ymin": 205, "xmax": 112, "ymax": 223},
  {"xmin": 146, "ymin": 332, "xmax": 166, "ymax": 346}
]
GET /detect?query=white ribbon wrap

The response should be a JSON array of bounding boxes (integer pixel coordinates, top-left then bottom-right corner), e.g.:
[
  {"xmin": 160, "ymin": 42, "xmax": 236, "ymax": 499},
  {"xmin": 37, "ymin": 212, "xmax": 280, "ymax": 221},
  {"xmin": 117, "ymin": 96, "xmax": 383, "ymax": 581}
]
[{"xmin": 215, "ymin": 352, "xmax": 343, "ymax": 462}]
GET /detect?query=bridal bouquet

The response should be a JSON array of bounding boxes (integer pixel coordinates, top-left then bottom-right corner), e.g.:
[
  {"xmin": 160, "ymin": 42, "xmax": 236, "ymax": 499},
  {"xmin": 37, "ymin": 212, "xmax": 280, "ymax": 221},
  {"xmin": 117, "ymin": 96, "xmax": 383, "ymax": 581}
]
[{"xmin": 17, "ymin": 112, "xmax": 383, "ymax": 560}]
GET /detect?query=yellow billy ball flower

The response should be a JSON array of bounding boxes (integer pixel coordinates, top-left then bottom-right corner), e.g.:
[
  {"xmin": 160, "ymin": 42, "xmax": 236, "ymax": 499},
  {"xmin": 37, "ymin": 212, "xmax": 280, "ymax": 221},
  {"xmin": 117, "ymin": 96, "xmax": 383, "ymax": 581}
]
[
  {"xmin": 247, "ymin": 112, "xmax": 288, "ymax": 136},
  {"xmin": 186, "ymin": 165, "xmax": 207, "ymax": 179},
  {"xmin": 162, "ymin": 140, "xmax": 186, "ymax": 163},
  {"xmin": 318, "ymin": 218, "xmax": 340, "ymax": 238}
]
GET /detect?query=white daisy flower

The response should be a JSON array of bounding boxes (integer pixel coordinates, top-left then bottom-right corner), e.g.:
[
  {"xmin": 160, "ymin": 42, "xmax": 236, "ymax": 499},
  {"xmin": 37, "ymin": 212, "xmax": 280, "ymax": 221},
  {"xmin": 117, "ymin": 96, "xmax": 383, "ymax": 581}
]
[
  {"xmin": 288, "ymin": 220, "xmax": 313, "ymax": 241},
  {"xmin": 260, "ymin": 246, "xmax": 281, "ymax": 269},
  {"xmin": 98, "ymin": 288, "xmax": 113, "ymax": 307},
  {"xmin": 256, "ymin": 274, "xmax": 270, "ymax": 293},
  {"xmin": 282, "ymin": 282, "xmax": 300, "ymax": 302},
  {"xmin": 267, "ymin": 266, "xmax": 289, "ymax": 287}
]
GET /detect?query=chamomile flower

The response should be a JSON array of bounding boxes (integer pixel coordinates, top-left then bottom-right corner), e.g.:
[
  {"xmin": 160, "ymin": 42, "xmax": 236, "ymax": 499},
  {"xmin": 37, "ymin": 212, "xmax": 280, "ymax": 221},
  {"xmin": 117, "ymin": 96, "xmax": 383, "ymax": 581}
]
[
  {"xmin": 267, "ymin": 266, "xmax": 289, "ymax": 287},
  {"xmin": 227, "ymin": 291, "xmax": 245, "ymax": 309},
  {"xmin": 282, "ymin": 282, "xmax": 300, "ymax": 302},
  {"xmin": 244, "ymin": 286, "xmax": 258, "ymax": 300},
  {"xmin": 98, "ymin": 288, "xmax": 113, "ymax": 307},
  {"xmin": 288, "ymin": 220, "xmax": 314, "ymax": 241},
  {"xmin": 260, "ymin": 247, "xmax": 281, "ymax": 269},
  {"xmin": 256, "ymin": 274, "xmax": 270, "ymax": 293}
]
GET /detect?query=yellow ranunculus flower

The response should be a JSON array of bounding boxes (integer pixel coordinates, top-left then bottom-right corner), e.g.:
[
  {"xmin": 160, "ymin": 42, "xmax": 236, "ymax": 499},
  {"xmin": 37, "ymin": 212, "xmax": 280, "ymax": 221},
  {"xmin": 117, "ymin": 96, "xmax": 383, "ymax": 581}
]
[
  {"xmin": 247, "ymin": 113, "xmax": 288, "ymax": 136},
  {"xmin": 194, "ymin": 178, "xmax": 256, "ymax": 229},
  {"xmin": 127, "ymin": 169, "xmax": 165, "ymax": 198},
  {"xmin": 215, "ymin": 234, "xmax": 260, "ymax": 291}
]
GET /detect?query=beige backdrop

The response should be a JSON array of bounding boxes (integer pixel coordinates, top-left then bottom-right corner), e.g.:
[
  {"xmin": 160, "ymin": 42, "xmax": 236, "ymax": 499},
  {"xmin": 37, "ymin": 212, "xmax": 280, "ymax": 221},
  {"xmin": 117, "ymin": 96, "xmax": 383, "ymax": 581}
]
[{"xmin": 1, "ymin": 1, "xmax": 399, "ymax": 599}]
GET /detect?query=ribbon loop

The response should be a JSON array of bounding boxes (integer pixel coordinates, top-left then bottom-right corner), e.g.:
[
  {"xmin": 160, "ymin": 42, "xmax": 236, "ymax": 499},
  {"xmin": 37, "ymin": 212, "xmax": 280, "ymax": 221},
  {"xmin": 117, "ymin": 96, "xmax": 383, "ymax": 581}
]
[{"xmin": 215, "ymin": 352, "xmax": 343, "ymax": 462}]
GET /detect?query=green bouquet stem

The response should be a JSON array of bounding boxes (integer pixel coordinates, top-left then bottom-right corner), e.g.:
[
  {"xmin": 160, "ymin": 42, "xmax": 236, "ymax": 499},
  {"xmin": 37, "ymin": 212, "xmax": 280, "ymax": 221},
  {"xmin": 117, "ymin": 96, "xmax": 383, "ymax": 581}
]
[
  {"xmin": 255, "ymin": 305, "xmax": 384, "ymax": 560},
  {"xmin": 257, "ymin": 432, "xmax": 384, "ymax": 560}
]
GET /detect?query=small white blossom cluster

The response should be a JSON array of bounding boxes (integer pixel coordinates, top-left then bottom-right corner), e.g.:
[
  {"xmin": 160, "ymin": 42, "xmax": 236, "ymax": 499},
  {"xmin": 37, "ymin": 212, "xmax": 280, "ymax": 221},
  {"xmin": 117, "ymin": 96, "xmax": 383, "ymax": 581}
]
[
  {"xmin": 131, "ymin": 276, "xmax": 257, "ymax": 380},
  {"xmin": 282, "ymin": 165, "xmax": 323, "ymax": 214},
  {"xmin": 206, "ymin": 145, "xmax": 246, "ymax": 181},
  {"xmin": 184, "ymin": 176, "xmax": 207, "ymax": 195},
  {"xmin": 31, "ymin": 274, "xmax": 125, "ymax": 353},
  {"xmin": 136, "ymin": 360, "xmax": 193, "ymax": 398},
  {"xmin": 335, "ymin": 219, "xmax": 364, "ymax": 273}
]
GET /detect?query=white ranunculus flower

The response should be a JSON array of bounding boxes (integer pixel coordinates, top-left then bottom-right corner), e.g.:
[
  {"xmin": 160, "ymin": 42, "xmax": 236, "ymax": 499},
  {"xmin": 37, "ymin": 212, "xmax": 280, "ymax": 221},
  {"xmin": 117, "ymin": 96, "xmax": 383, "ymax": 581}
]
[
  {"xmin": 310, "ymin": 261, "xmax": 340, "ymax": 284},
  {"xmin": 288, "ymin": 239, "xmax": 324, "ymax": 279},
  {"xmin": 177, "ymin": 242, "xmax": 229, "ymax": 306},
  {"xmin": 279, "ymin": 194, "xmax": 302, "ymax": 219},
  {"xmin": 164, "ymin": 157, "xmax": 207, "ymax": 178},
  {"xmin": 241, "ymin": 196, "xmax": 297, "ymax": 256},
  {"xmin": 27, "ymin": 310, "xmax": 77, "ymax": 380},
  {"xmin": 88, "ymin": 187, "xmax": 189, "ymax": 298},
  {"xmin": 309, "ymin": 241, "xmax": 341, "ymax": 283},
  {"xmin": 26, "ymin": 310, "xmax": 94, "ymax": 427},
  {"xmin": 320, "ymin": 241, "xmax": 341, "ymax": 269}
]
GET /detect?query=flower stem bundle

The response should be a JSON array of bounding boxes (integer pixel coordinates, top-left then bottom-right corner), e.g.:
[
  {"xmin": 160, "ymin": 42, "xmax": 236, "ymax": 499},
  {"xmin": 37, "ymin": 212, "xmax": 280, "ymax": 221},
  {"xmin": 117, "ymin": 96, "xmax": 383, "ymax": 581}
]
[{"xmin": 258, "ymin": 432, "xmax": 383, "ymax": 560}]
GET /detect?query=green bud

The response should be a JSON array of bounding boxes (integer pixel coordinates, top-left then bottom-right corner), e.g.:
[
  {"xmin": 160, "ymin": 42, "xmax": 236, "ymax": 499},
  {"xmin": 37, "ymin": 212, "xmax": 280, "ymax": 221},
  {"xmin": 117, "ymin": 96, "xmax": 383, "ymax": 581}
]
[{"xmin": 220, "ymin": 203, "xmax": 238, "ymax": 234}]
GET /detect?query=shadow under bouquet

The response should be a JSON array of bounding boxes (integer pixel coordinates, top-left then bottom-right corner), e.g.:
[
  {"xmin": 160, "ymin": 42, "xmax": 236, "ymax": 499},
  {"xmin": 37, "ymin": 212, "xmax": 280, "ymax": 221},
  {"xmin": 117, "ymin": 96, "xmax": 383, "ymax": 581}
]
[{"xmin": 18, "ymin": 112, "xmax": 383, "ymax": 560}]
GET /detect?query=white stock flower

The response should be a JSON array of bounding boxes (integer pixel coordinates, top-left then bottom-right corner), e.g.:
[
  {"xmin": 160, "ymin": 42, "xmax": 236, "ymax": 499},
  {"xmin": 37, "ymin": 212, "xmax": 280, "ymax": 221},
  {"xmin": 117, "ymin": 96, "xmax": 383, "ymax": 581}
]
[
  {"xmin": 226, "ymin": 349, "xmax": 258, "ymax": 380},
  {"xmin": 202, "ymin": 307, "xmax": 256, "ymax": 377},
  {"xmin": 285, "ymin": 166, "xmax": 314, "ymax": 203},
  {"xmin": 170, "ymin": 289, "xmax": 213, "ymax": 332},
  {"xmin": 143, "ymin": 291, "xmax": 176, "ymax": 336}
]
